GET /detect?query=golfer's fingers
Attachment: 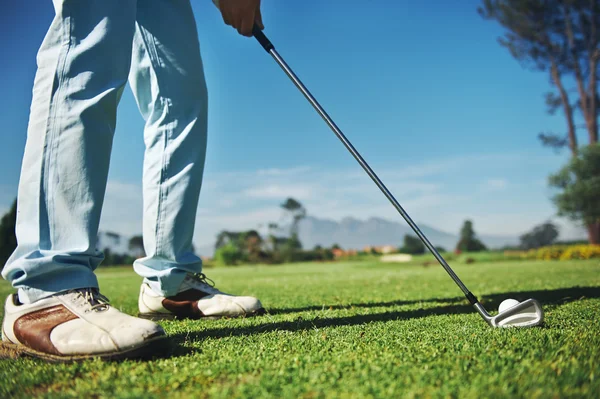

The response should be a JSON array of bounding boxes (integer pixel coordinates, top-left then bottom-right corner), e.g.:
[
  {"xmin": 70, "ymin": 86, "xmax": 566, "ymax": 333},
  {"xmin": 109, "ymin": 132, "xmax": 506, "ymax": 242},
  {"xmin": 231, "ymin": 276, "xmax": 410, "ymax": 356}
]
[
  {"xmin": 221, "ymin": 8, "xmax": 233, "ymax": 26},
  {"xmin": 239, "ymin": 11, "xmax": 255, "ymax": 37},
  {"xmin": 255, "ymin": 6, "xmax": 264, "ymax": 30}
]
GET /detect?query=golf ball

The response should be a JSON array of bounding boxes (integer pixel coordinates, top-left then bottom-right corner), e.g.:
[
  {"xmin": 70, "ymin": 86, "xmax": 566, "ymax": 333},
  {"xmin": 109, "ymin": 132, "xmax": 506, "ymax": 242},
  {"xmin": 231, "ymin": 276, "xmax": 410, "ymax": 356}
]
[{"xmin": 499, "ymin": 298, "xmax": 519, "ymax": 313}]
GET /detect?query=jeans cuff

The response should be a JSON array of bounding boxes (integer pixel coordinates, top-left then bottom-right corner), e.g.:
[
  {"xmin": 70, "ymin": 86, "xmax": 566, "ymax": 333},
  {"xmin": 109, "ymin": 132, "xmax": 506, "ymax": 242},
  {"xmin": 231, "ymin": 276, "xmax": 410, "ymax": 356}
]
[
  {"xmin": 17, "ymin": 272, "xmax": 99, "ymax": 304},
  {"xmin": 134, "ymin": 256, "xmax": 203, "ymax": 297},
  {"xmin": 143, "ymin": 270, "xmax": 188, "ymax": 297}
]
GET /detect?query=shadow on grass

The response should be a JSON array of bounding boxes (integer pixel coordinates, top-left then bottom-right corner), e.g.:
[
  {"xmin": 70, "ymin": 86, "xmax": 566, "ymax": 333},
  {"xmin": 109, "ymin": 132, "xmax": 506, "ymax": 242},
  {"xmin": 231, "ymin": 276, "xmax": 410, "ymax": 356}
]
[
  {"xmin": 169, "ymin": 285, "xmax": 600, "ymax": 344},
  {"xmin": 9, "ymin": 285, "xmax": 596, "ymax": 361},
  {"xmin": 266, "ymin": 296, "xmax": 464, "ymax": 315},
  {"xmin": 268, "ymin": 285, "xmax": 600, "ymax": 315}
]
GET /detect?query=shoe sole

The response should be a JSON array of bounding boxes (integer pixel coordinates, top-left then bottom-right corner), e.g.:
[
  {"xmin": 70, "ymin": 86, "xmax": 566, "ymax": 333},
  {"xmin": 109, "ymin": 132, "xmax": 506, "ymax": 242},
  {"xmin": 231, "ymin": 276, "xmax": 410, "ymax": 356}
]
[
  {"xmin": 137, "ymin": 307, "xmax": 267, "ymax": 321},
  {"xmin": 0, "ymin": 335, "xmax": 170, "ymax": 363}
]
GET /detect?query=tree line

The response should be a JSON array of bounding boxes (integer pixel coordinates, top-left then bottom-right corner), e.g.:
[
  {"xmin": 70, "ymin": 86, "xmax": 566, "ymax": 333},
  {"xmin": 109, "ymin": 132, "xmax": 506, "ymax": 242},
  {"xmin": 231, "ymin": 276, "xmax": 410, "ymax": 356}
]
[
  {"xmin": 399, "ymin": 219, "xmax": 569, "ymax": 255},
  {"xmin": 0, "ymin": 202, "xmax": 586, "ymax": 270}
]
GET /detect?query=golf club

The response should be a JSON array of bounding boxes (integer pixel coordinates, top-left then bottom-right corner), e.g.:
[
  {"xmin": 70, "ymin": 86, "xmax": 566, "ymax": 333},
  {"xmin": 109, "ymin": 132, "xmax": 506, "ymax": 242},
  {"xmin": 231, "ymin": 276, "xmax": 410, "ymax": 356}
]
[{"xmin": 252, "ymin": 26, "xmax": 544, "ymax": 328}]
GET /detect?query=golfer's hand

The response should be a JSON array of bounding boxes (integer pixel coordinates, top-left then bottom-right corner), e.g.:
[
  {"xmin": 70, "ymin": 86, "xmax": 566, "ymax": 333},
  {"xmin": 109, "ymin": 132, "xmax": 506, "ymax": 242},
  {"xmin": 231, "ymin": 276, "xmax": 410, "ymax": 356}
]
[{"xmin": 215, "ymin": 0, "xmax": 264, "ymax": 37}]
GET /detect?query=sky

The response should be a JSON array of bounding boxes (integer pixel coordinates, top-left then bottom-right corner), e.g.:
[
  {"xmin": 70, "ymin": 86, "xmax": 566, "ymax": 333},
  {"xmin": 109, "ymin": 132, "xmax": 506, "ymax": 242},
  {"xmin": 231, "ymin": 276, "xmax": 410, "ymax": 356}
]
[{"xmin": 0, "ymin": 0, "xmax": 589, "ymax": 253}]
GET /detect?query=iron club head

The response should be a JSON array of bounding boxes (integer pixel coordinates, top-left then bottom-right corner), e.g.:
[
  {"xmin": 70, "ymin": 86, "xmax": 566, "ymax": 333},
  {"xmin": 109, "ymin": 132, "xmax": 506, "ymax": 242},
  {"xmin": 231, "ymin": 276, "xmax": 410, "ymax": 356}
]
[
  {"xmin": 474, "ymin": 298, "xmax": 544, "ymax": 328},
  {"xmin": 493, "ymin": 298, "xmax": 544, "ymax": 328}
]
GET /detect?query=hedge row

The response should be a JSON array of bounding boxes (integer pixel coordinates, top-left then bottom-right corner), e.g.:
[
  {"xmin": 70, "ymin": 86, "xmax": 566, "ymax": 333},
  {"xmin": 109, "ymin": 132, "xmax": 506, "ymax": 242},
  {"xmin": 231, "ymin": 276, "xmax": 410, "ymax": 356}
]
[{"xmin": 517, "ymin": 245, "xmax": 600, "ymax": 261}]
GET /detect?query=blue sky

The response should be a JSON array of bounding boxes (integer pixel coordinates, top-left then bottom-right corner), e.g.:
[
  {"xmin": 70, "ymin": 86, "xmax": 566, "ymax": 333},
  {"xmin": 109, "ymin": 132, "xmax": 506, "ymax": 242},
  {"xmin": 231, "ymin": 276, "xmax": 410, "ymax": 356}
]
[{"xmin": 0, "ymin": 0, "xmax": 588, "ymax": 251}]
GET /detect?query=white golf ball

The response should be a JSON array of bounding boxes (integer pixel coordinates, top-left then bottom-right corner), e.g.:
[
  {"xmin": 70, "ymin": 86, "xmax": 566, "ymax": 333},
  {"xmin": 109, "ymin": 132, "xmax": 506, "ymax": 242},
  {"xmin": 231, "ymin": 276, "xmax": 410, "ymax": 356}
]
[{"xmin": 499, "ymin": 298, "xmax": 519, "ymax": 313}]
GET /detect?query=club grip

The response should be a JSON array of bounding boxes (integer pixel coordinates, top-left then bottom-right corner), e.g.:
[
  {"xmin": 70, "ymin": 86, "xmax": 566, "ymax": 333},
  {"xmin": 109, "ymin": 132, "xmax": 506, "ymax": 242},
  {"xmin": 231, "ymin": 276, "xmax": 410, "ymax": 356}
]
[{"xmin": 253, "ymin": 25, "xmax": 274, "ymax": 53}]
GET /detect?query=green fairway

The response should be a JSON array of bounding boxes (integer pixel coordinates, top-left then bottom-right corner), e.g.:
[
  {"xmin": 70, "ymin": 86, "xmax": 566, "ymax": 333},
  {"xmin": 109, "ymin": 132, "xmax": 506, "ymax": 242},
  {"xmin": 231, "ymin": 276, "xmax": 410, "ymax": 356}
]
[{"xmin": 0, "ymin": 259, "xmax": 599, "ymax": 398}]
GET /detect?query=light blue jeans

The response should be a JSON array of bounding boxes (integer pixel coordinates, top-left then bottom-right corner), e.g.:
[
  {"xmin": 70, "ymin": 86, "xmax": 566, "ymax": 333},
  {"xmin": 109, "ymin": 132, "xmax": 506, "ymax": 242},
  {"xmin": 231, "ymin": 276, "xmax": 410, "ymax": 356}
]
[{"xmin": 2, "ymin": 0, "xmax": 208, "ymax": 303}]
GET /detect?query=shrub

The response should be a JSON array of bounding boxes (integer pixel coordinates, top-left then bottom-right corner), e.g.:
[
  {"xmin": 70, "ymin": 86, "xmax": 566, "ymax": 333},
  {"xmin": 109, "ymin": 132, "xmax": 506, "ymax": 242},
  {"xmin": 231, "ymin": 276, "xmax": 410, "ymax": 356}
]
[
  {"xmin": 531, "ymin": 245, "xmax": 567, "ymax": 260},
  {"xmin": 559, "ymin": 245, "xmax": 600, "ymax": 260},
  {"xmin": 215, "ymin": 243, "xmax": 243, "ymax": 266},
  {"xmin": 465, "ymin": 257, "xmax": 476, "ymax": 264},
  {"xmin": 401, "ymin": 235, "xmax": 425, "ymax": 254},
  {"xmin": 295, "ymin": 250, "xmax": 323, "ymax": 262},
  {"xmin": 521, "ymin": 244, "xmax": 599, "ymax": 261}
]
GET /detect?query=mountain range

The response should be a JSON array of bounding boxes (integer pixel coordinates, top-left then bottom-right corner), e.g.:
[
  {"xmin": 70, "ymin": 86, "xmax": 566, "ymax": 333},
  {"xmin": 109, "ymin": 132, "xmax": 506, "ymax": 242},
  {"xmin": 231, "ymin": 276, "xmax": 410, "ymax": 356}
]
[
  {"xmin": 296, "ymin": 216, "xmax": 517, "ymax": 252},
  {"xmin": 98, "ymin": 216, "xmax": 518, "ymax": 258}
]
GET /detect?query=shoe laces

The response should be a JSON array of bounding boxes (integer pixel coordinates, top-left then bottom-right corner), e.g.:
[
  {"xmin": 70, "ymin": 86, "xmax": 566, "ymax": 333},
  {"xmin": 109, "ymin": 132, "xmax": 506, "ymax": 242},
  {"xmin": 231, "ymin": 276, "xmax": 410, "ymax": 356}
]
[
  {"xmin": 191, "ymin": 273, "xmax": 216, "ymax": 287},
  {"xmin": 69, "ymin": 288, "xmax": 110, "ymax": 312},
  {"xmin": 187, "ymin": 273, "xmax": 220, "ymax": 294}
]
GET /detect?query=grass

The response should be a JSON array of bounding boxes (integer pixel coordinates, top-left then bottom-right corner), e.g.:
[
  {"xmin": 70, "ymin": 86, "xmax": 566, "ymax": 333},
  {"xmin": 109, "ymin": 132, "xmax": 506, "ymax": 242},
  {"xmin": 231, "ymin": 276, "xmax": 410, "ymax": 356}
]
[{"xmin": 0, "ymin": 259, "xmax": 599, "ymax": 398}]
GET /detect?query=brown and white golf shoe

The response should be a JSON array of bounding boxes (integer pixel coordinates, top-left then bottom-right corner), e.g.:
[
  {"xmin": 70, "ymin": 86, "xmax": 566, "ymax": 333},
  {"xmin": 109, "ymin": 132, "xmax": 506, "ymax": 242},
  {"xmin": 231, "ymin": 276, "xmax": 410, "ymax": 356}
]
[
  {"xmin": 1, "ymin": 288, "xmax": 167, "ymax": 362},
  {"xmin": 138, "ymin": 273, "xmax": 265, "ymax": 320}
]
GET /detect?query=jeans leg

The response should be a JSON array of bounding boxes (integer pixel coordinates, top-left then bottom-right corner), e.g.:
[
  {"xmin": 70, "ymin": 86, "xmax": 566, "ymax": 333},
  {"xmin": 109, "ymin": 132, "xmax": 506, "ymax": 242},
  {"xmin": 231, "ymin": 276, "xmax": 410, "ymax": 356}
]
[
  {"xmin": 129, "ymin": 0, "xmax": 208, "ymax": 296},
  {"xmin": 2, "ymin": 0, "xmax": 137, "ymax": 303}
]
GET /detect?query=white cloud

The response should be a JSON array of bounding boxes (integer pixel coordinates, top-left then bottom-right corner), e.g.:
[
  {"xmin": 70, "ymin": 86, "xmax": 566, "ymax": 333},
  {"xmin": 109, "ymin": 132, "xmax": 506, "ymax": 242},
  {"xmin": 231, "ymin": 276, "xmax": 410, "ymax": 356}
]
[
  {"xmin": 482, "ymin": 178, "xmax": 508, "ymax": 191},
  {"xmin": 255, "ymin": 166, "xmax": 312, "ymax": 176}
]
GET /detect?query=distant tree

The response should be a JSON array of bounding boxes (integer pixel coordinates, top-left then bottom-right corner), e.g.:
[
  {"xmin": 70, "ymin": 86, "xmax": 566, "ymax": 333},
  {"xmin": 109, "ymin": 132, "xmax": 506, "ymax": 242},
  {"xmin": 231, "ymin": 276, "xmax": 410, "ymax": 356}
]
[
  {"xmin": 268, "ymin": 235, "xmax": 288, "ymax": 254},
  {"xmin": 331, "ymin": 243, "xmax": 341, "ymax": 250},
  {"xmin": 117, "ymin": 254, "xmax": 136, "ymax": 266},
  {"xmin": 98, "ymin": 231, "xmax": 121, "ymax": 261},
  {"xmin": 285, "ymin": 235, "xmax": 302, "ymax": 251},
  {"xmin": 128, "ymin": 235, "xmax": 145, "ymax": 258},
  {"xmin": 311, "ymin": 245, "xmax": 334, "ymax": 261},
  {"xmin": 281, "ymin": 197, "xmax": 306, "ymax": 239},
  {"xmin": 322, "ymin": 248, "xmax": 335, "ymax": 261},
  {"xmin": 263, "ymin": 201, "xmax": 312, "ymax": 264},
  {"xmin": 103, "ymin": 247, "xmax": 114, "ymax": 266},
  {"xmin": 0, "ymin": 200, "xmax": 17, "ymax": 269},
  {"xmin": 265, "ymin": 223, "xmax": 280, "ymax": 253},
  {"xmin": 215, "ymin": 231, "xmax": 241, "ymax": 250},
  {"xmin": 400, "ymin": 234, "xmax": 426, "ymax": 254},
  {"xmin": 520, "ymin": 221, "xmax": 560, "ymax": 249},
  {"xmin": 239, "ymin": 230, "xmax": 265, "ymax": 263},
  {"xmin": 105, "ymin": 231, "xmax": 121, "ymax": 245},
  {"xmin": 278, "ymin": 234, "xmax": 303, "ymax": 263},
  {"xmin": 215, "ymin": 243, "xmax": 243, "ymax": 266},
  {"xmin": 549, "ymin": 144, "xmax": 600, "ymax": 243},
  {"xmin": 214, "ymin": 230, "xmax": 268, "ymax": 263},
  {"xmin": 456, "ymin": 220, "xmax": 487, "ymax": 252},
  {"xmin": 435, "ymin": 246, "xmax": 447, "ymax": 253},
  {"xmin": 479, "ymin": 0, "xmax": 599, "ymax": 156}
]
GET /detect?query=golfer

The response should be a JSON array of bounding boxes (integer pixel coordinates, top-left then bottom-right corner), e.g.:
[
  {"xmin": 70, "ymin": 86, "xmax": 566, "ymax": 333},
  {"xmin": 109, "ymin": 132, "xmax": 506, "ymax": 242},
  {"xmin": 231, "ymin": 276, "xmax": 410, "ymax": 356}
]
[{"xmin": 1, "ymin": 0, "xmax": 264, "ymax": 361}]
